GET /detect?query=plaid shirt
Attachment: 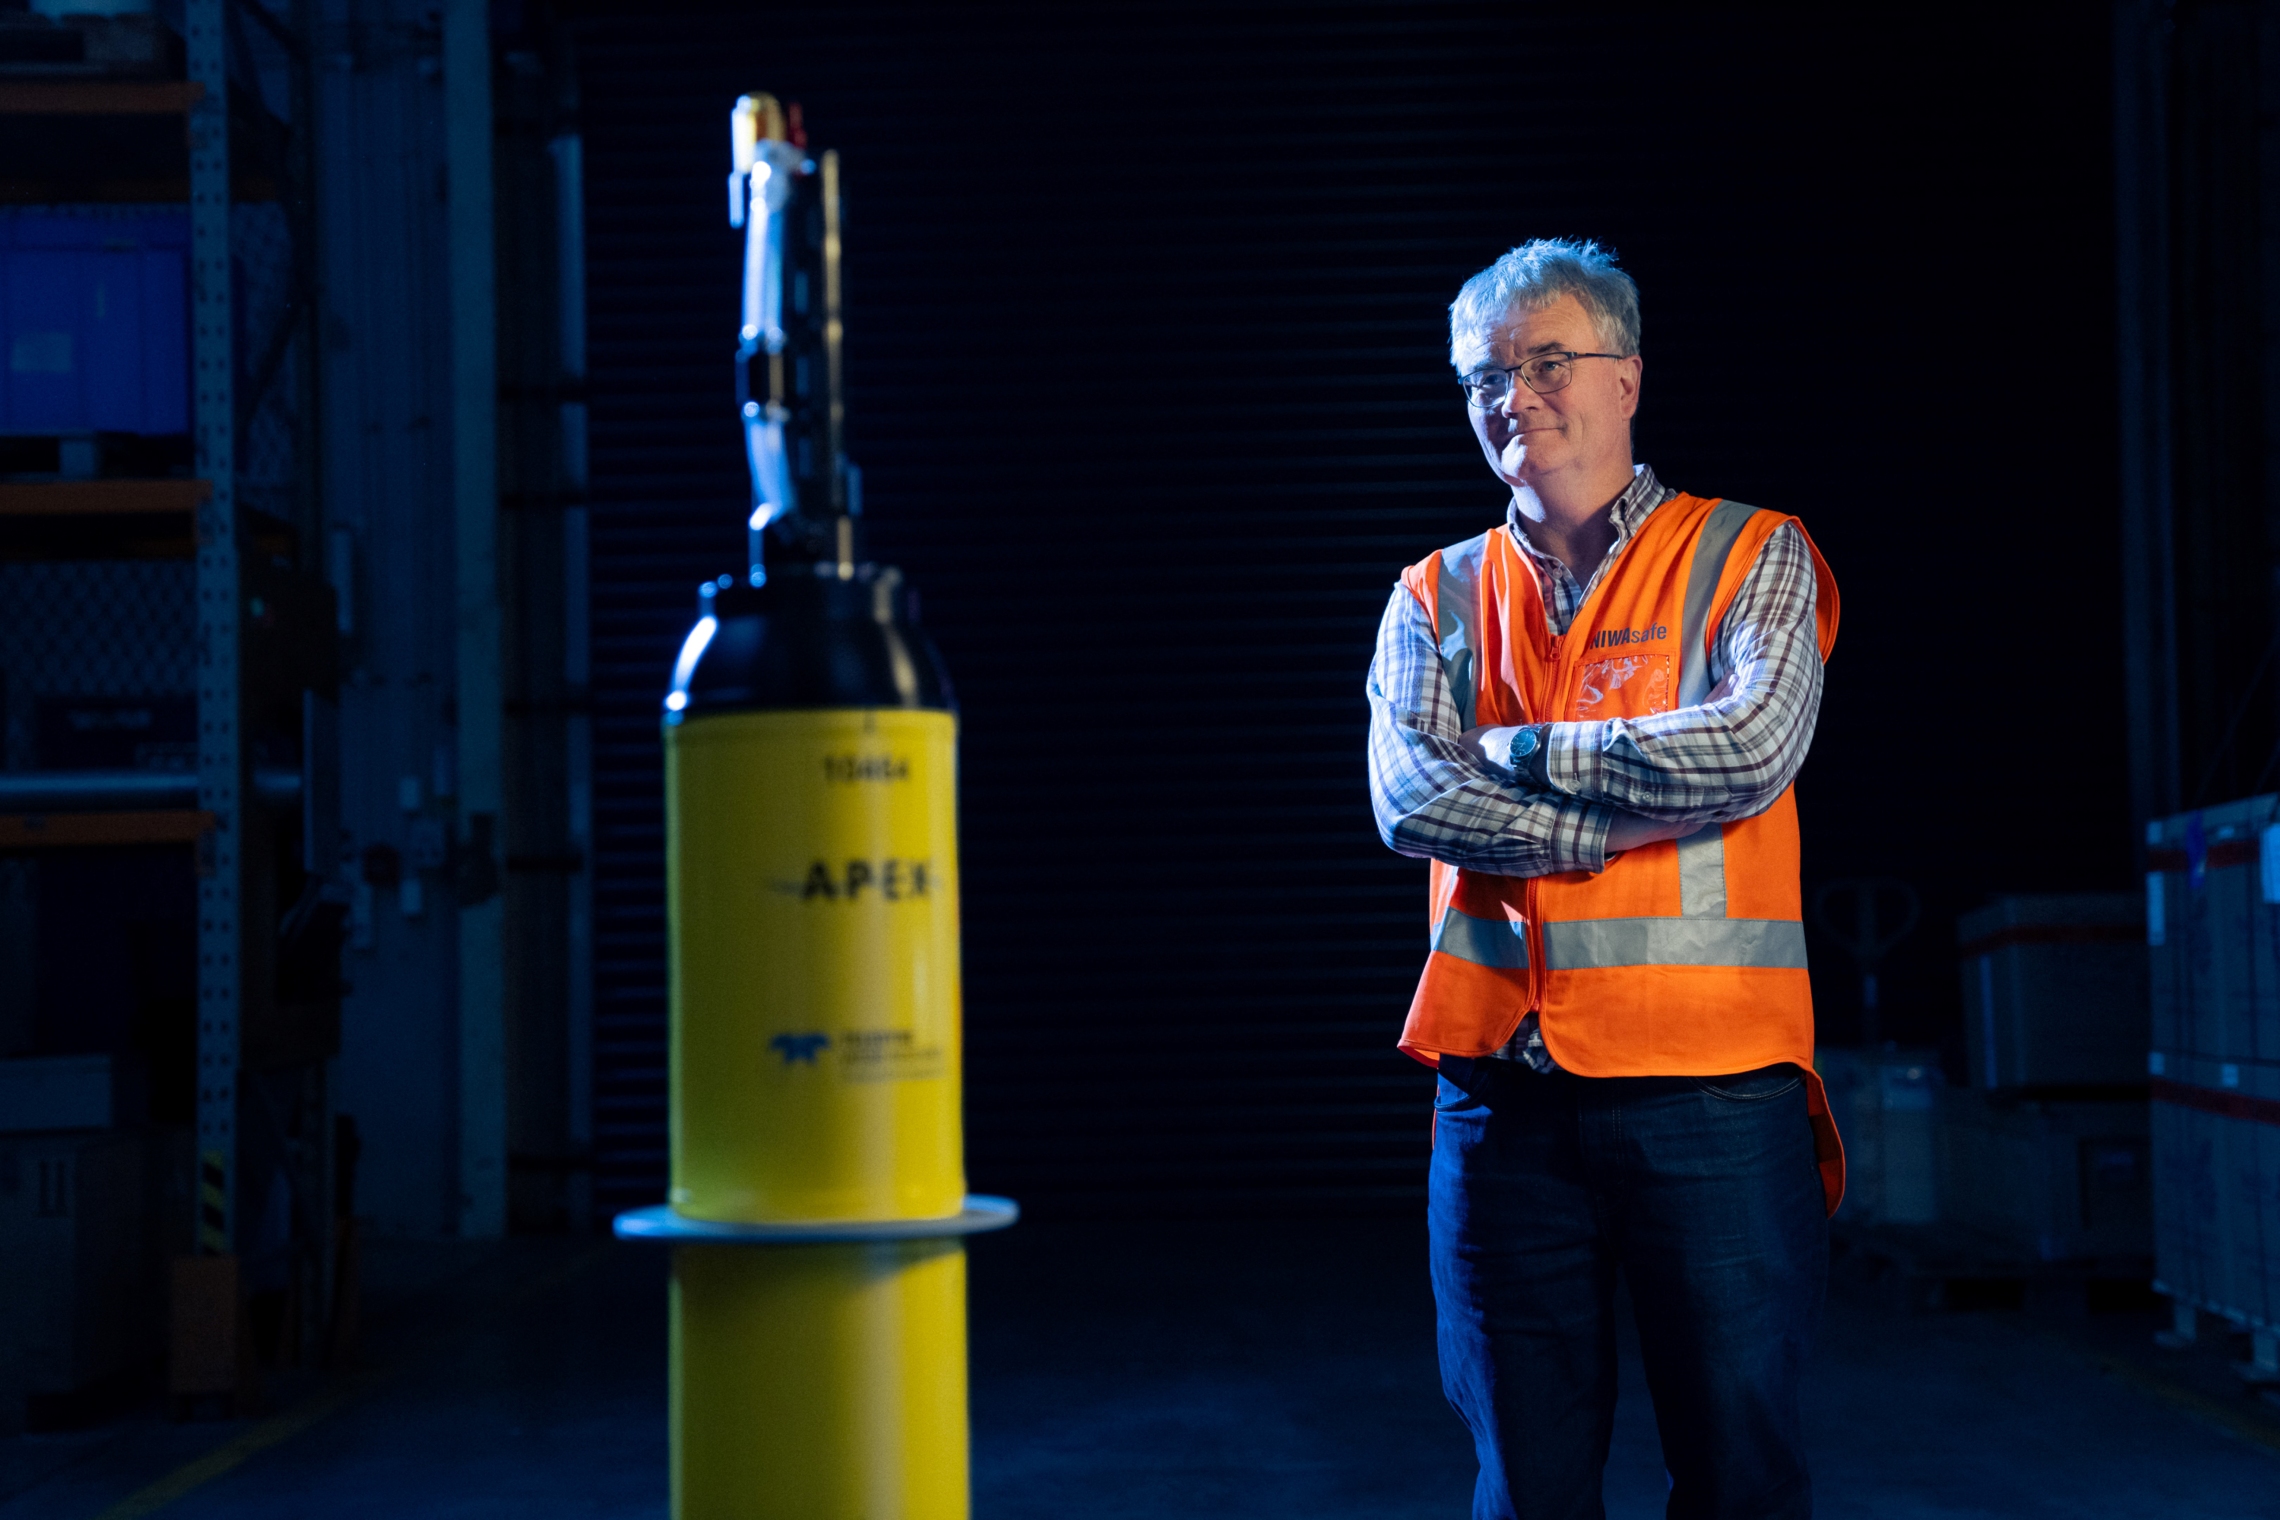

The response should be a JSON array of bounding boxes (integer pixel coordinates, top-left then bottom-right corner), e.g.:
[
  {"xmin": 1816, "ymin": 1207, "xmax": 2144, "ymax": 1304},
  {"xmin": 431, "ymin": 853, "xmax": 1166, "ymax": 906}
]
[{"xmin": 1364, "ymin": 465, "xmax": 1825, "ymax": 1067}]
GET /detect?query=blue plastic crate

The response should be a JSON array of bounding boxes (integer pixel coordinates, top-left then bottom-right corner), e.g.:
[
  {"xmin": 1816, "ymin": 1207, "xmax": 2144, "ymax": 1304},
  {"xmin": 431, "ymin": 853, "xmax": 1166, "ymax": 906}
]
[{"xmin": 0, "ymin": 208, "xmax": 189, "ymax": 437}]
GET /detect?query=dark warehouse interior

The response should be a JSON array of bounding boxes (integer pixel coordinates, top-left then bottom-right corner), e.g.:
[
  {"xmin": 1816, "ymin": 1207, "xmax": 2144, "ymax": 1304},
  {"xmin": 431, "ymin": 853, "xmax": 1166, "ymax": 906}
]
[{"xmin": 3, "ymin": 3, "xmax": 2280, "ymax": 1517}]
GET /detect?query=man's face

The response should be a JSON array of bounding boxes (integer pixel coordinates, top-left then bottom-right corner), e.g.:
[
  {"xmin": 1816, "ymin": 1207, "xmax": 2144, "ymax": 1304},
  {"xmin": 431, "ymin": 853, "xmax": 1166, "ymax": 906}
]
[{"xmin": 1459, "ymin": 293, "xmax": 1641, "ymax": 497}]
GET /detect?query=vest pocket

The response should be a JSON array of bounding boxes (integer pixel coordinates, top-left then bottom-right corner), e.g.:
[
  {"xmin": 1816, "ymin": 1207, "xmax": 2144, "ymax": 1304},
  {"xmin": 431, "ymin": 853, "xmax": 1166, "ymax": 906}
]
[{"xmin": 1573, "ymin": 652, "xmax": 1671, "ymax": 719}]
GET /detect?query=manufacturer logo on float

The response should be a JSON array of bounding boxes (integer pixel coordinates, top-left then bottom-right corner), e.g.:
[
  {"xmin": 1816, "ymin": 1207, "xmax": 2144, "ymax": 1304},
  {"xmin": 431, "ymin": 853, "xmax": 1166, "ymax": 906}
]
[
  {"xmin": 769, "ymin": 1032, "xmax": 830, "ymax": 1065},
  {"xmin": 1587, "ymin": 623, "xmax": 1668, "ymax": 649}
]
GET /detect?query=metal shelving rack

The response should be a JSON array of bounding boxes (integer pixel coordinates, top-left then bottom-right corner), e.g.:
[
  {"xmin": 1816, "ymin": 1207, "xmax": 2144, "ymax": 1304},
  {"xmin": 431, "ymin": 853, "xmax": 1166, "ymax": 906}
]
[{"xmin": 0, "ymin": 0, "xmax": 335, "ymax": 1410}]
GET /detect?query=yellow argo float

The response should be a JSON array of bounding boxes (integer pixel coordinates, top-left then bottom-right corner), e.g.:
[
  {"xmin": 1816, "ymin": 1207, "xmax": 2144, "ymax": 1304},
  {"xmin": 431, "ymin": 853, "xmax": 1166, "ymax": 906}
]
[
  {"xmin": 614, "ymin": 91, "xmax": 1014, "ymax": 1520},
  {"xmin": 668, "ymin": 701, "xmax": 964, "ymax": 1224}
]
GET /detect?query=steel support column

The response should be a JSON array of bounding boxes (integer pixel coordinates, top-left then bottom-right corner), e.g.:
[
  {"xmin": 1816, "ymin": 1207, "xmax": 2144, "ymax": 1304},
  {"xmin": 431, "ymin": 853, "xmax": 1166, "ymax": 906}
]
[
  {"xmin": 188, "ymin": 0, "xmax": 240, "ymax": 1256},
  {"xmin": 2114, "ymin": 0, "xmax": 2181, "ymax": 842},
  {"xmin": 552, "ymin": 124, "xmax": 596, "ymax": 1231},
  {"xmin": 447, "ymin": 0, "xmax": 505, "ymax": 1239}
]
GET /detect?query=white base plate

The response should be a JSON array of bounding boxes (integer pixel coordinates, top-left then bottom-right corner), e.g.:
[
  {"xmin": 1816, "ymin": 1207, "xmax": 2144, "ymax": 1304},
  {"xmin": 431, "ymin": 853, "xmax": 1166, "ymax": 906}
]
[{"xmin": 612, "ymin": 1195, "xmax": 1019, "ymax": 1245}]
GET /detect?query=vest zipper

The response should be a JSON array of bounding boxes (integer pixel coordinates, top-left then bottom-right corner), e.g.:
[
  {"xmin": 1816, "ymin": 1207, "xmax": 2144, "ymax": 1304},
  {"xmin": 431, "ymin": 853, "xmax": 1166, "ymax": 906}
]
[{"xmin": 1524, "ymin": 626, "xmax": 1565, "ymax": 1012}]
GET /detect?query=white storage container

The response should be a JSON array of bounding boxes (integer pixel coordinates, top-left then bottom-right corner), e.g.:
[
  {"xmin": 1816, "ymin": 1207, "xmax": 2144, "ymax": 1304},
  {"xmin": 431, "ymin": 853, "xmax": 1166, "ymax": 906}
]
[
  {"xmin": 1955, "ymin": 894, "xmax": 2147, "ymax": 1089},
  {"xmin": 0, "ymin": 1128, "xmax": 149, "ymax": 1429},
  {"xmin": 1816, "ymin": 1047, "xmax": 1943, "ymax": 1225},
  {"xmin": 0, "ymin": 1054, "xmax": 145, "ymax": 1134},
  {"xmin": 2148, "ymin": 797, "xmax": 2280, "ymax": 1332},
  {"xmin": 1940, "ymin": 1089, "xmax": 2150, "ymax": 1261}
]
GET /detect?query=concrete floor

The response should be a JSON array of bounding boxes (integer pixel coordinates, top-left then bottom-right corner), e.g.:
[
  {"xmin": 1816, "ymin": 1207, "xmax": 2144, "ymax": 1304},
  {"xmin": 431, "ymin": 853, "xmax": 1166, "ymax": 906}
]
[{"xmin": 3, "ymin": 1219, "xmax": 2278, "ymax": 1518}]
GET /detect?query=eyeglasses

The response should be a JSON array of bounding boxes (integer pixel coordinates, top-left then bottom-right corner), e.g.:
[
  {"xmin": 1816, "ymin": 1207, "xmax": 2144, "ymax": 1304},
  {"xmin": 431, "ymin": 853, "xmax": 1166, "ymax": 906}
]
[{"xmin": 1459, "ymin": 351, "xmax": 1628, "ymax": 407}]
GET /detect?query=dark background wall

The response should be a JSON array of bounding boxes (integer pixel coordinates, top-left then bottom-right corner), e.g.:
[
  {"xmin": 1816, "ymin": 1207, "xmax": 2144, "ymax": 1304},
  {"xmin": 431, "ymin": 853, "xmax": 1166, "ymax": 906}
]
[
  {"xmin": 2114, "ymin": 0, "xmax": 2280, "ymax": 839},
  {"xmin": 571, "ymin": 3, "xmax": 2126, "ymax": 1215}
]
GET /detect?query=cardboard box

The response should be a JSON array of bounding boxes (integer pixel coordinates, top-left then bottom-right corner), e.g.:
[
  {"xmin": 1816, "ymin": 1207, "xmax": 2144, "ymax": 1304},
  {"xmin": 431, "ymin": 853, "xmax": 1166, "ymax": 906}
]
[{"xmin": 167, "ymin": 1254, "xmax": 246, "ymax": 1398}]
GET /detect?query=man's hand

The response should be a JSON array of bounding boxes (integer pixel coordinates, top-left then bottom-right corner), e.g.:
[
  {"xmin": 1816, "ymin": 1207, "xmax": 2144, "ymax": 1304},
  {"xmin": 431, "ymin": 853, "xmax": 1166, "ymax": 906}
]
[
  {"xmin": 1463, "ymin": 723, "xmax": 1557, "ymax": 789},
  {"xmin": 1457, "ymin": 724, "xmax": 1524, "ymax": 775}
]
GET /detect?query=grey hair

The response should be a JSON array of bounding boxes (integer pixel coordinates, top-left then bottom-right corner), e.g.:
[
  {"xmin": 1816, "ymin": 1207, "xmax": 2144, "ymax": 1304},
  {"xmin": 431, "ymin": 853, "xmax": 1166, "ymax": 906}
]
[{"xmin": 1448, "ymin": 239, "xmax": 1641, "ymax": 370}]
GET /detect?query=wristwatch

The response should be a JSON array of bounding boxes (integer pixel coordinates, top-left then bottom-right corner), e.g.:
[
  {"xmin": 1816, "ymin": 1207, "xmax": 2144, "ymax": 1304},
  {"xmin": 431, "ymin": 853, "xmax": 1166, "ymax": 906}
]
[{"xmin": 1505, "ymin": 725, "xmax": 1546, "ymax": 785}]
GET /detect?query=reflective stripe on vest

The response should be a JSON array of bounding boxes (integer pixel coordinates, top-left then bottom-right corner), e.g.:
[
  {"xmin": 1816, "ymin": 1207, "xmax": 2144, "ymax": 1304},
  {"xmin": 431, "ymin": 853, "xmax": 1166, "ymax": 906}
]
[
  {"xmin": 1541, "ymin": 916, "xmax": 1809, "ymax": 970},
  {"xmin": 1434, "ymin": 539, "xmax": 1483, "ymax": 732},
  {"xmin": 1676, "ymin": 500, "xmax": 1759, "ymax": 707},
  {"xmin": 1431, "ymin": 907, "xmax": 1529, "ymax": 970},
  {"xmin": 1669, "ymin": 498, "xmax": 1757, "ymax": 923}
]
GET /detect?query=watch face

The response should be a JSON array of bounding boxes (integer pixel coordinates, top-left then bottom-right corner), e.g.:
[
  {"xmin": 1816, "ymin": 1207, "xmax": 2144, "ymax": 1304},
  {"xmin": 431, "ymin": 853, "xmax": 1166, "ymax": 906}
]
[{"xmin": 1512, "ymin": 729, "xmax": 1538, "ymax": 759}]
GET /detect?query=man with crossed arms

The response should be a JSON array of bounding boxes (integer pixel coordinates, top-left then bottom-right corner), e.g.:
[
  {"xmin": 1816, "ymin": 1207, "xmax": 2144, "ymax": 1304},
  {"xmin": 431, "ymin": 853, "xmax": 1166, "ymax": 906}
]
[{"xmin": 1368, "ymin": 239, "xmax": 1841, "ymax": 1520}]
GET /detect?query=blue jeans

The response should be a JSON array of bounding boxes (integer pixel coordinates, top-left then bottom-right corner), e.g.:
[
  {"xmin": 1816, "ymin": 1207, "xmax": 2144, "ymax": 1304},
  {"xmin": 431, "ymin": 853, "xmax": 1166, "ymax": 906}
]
[{"xmin": 1429, "ymin": 1055, "xmax": 1827, "ymax": 1520}]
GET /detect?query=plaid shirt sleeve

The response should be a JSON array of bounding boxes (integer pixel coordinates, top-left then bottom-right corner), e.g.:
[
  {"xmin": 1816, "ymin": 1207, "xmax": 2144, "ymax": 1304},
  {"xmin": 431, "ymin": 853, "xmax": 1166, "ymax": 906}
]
[
  {"xmin": 1543, "ymin": 520, "xmax": 1823, "ymax": 826},
  {"xmin": 1367, "ymin": 583, "xmax": 1614, "ymax": 877}
]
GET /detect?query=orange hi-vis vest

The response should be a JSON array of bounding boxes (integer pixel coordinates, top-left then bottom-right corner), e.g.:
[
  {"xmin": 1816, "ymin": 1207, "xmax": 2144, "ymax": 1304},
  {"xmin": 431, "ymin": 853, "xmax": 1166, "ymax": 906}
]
[{"xmin": 1399, "ymin": 492, "xmax": 1847, "ymax": 1214}]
